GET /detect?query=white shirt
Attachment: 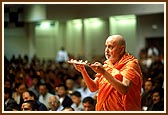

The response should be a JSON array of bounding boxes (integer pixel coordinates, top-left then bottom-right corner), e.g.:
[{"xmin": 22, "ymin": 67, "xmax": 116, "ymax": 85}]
[
  {"xmin": 77, "ymin": 87, "xmax": 97, "ymax": 100},
  {"xmin": 56, "ymin": 50, "xmax": 69, "ymax": 62},
  {"xmin": 49, "ymin": 105, "xmax": 64, "ymax": 111},
  {"xmin": 38, "ymin": 92, "xmax": 54, "ymax": 109},
  {"xmin": 71, "ymin": 101, "xmax": 84, "ymax": 111}
]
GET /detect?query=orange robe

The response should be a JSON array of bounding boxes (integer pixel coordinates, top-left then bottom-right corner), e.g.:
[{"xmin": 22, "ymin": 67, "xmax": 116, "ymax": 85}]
[{"xmin": 95, "ymin": 53, "xmax": 142, "ymax": 111}]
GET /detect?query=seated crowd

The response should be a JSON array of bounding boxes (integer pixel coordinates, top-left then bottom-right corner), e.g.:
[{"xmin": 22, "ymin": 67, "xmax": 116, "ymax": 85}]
[{"xmin": 4, "ymin": 47, "xmax": 164, "ymax": 111}]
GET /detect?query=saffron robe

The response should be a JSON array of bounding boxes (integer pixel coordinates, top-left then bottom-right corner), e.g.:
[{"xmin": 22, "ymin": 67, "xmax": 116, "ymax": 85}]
[{"xmin": 95, "ymin": 53, "xmax": 143, "ymax": 111}]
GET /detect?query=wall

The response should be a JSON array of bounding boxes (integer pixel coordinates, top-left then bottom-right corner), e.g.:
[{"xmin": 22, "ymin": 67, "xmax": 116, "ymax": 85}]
[
  {"xmin": 46, "ymin": 4, "xmax": 164, "ymax": 20},
  {"xmin": 65, "ymin": 19, "xmax": 83, "ymax": 59},
  {"xmin": 4, "ymin": 25, "xmax": 29, "ymax": 60},
  {"xmin": 4, "ymin": 13, "xmax": 164, "ymax": 61},
  {"xmin": 84, "ymin": 18, "xmax": 109, "ymax": 61},
  {"xmin": 35, "ymin": 22, "xmax": 57, "ymax": 60},
  {"xmin": 34, "ymin": 18, "xmax": 109, "ymax": 61},
  {"xmin": 136, "ymin": 13, "xmax": 164, "ymax": 57},
  {"xmin": 109, "ymin": 15, "xmax": 137, "ymax": 57}
]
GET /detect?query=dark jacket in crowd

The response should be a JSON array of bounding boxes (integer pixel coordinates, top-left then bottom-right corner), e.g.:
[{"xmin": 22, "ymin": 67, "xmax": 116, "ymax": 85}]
[{"xmin": 61, "ymin": 95, "xmax": 73, "ymax": 108}]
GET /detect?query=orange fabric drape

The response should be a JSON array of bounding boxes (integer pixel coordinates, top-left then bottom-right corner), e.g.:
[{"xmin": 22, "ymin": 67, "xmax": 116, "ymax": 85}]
[{"xmin": 95, "ymin": 53, "xmax": 142, "ymax": 111}]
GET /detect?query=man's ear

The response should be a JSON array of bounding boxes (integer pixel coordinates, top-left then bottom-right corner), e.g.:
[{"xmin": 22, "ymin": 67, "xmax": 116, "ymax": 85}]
[{"xmin": 120, "ymin": 45, "xmax": 125, "ymax": 55}]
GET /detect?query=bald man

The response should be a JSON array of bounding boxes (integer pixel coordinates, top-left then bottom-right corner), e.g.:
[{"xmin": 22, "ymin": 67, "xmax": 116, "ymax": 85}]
[{"xmin": 73, "ymin": 35, "xmax": 143, "ymax": 111}]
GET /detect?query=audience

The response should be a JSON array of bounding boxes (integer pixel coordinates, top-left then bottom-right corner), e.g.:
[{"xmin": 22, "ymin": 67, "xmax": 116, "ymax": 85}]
[
  {"xmin": 22, "ymin": 90, "xmax": 48, "ymax": 111},
  {"xmin": 57, "ymin": 84, "xmax": 73, "ymax": 108},
  {"xmin": 28, "ymin": 77, "xmax": 40, "ymax": 98},
  {"xmin": 141, "ymin": 79, "xmax": 153, "ymax": 110},
  {"xmin": 12, "ymin": 83, "xmax": 27, "ymax": 109},
  {"xmin": 147, "ymin": 88, "xmax": 164, "ymax": 111},
  {"xmin": 4, "ymin": 79, "xmax": 13, "ymax": 89},
  {"xmin": 4, "ymin": 87, "xmax": 19, "ymax": 111},
  {"xmin": 76, "ymin": 79, "xmax": 97, "ymax": 100},
  {"xmin": 4, "ymin": 47, "xmax": 164, "ymax": 111},
  {"xmin": 38, "ymin": 83, "xmax": 54, "ymax": 109}
]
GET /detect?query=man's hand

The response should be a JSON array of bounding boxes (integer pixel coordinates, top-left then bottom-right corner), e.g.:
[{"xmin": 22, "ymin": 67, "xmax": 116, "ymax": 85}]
[
  {"xmin": 89, "ymin": 62, "xmax": 105, "ymax": 74},
  {"xmin": 73, "ymin": 63, "xmax": 85, "ymax": 73}
]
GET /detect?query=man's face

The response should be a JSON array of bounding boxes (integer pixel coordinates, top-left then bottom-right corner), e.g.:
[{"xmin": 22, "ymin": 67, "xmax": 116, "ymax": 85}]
[
  {"xmin": 57, "ymin": 86, "xmax": 66, "ymax": 97},
  {"xmin": 152, "ymin": 92, "xmax": 160, "ymax": 104},
  {"xmin": 144, "ymin": 81, "xmax": 153, "ymax": 92},
  {"xmin": 22, "ymin": 92, "xmax": 33, "ymax": 102},
  {"xmin": 105, "ymin": 38, "xmax": 122, "ymax": 64},
  {"xmin": 39, "ymin": 85, "xmax": 47, "ymax": 96},
  {"xmin": 32, "ymin": 78, "xmax": 38, "ymax": 85},
  {"xmin": 71, "ymin": 95, "xmax": 81, "ymax": 105},
  {"xmin": 17, "ymin": 84, "xmax": 26, "ymax": 95},
  {"xmin": 83, "ymin": 102, "xmax": 94, "ymax": 111},
  {"xmin": 4, "ymin": 93, "xmax": 9, "ymax": 101},
  {"xmin": 80, "ymin": 79, "xmax": 86, "ymax": 88},
  {"xmin": 21, "ymin": 103, "xmax": 32, "ymax": 111},
  {"xmin": 48, "ymin": 96, "xmax": 59, "ymax": 110},
  {"xmin": 66, "ymin": 79, "xmax": 74, "ymax": 90},
  {"xmin": 4, "ymin": 81, "xmax": 11, "ymax": 88}
]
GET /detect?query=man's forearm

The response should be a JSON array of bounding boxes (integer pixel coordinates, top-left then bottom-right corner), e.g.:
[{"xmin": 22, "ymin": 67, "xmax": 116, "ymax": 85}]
[
  {"xmin": 102, "ymin": 70, "xmax": 130, "ymax": 95},
  {"xmin": 81, "ymin": 70, "xmax": 98, "ymax": 92}
]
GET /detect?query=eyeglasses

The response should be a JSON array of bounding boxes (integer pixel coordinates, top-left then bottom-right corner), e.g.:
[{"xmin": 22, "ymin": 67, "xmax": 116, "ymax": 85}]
[{"xmin": 48, "ymin": 101, "xmax": 58, "ymax": 104}]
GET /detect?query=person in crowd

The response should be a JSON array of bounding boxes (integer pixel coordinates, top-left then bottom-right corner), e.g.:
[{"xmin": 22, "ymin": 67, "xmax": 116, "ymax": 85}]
[
  {"xmin": 4, "ymin": 87, "xmax": 19, "ymax": 111},
  {"xmin": 21, "ymin": 100, "xmax": 38, "ymax": 111},
  {"xmin": 4, "ymin": 79, "xmax": 13, "ymax": 89},
  {"xmin": 138, "ymin": 48, "xmax": 148, "ymax": 80},
  {"xmin": 145, "ymin": 46, "xmax": 159, "ymax": 68},
  {"xmin": 28, "ymin": 77, "xmax": 40, "ymax": 98},
  {"xmin": 57, "ymin": 84, "xmax": 73, "ymax": 108},
  {"xmin": 141, "ymin": 79, "xmax": 154, "ymax": 111},
  {"xmin": 147, "ymin": 51, "xmax": 164, "ymax": 77},
  {"xmin": 73, "ymin": 35, "xmax": 143, "ymax": 111},
  {"xmin": 56, "ymin": 47, "xmax": 69, "ymax": 65},
  {"xmin": 152, "ymin": 77, "xmax": 164, "ymax": 90},
  {"xmin": 65, "ymin": 78, "xmax": 77, "ymax": 95},
  {"xmin": 82, "ymin": 96, "xmax": 96, "ymax": 111},
  {"xmin": 71, "ymin": 91, "xmax": 84, "ymax": 111},
  {"xmin": 62, "ymin": 106, "xmax": 75, "ymax": 111},
  {"xmin": 147, "ymin": 88, "xmax": 164, "ymax": 111},
  {"xmin": 22, "ymin": 90, "xmax": 48, "ymax": 111},
  {"xmin": 48, "ymin": 95, "xmax": 64, "ymax": 111},
  {"xmin": 77, "ymin": 79, "xmax": 97, "ymax": 100},
  {"xmin": 12, "ymin": 83, "xmax": 27, "ymax": 109},
  {"xmin": 38, "ymin": 83, "xmax": 54, "ymax": 109}
]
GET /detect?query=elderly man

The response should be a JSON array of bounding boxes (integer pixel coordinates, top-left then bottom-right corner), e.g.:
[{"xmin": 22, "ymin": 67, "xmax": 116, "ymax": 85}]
[
  {"xmin": 73, "ymin": 35, "xmax": 143, "ymax": 111},
  {"xmin": 48, "ymin": 95, "xmax": 64, "ymax": 111}
]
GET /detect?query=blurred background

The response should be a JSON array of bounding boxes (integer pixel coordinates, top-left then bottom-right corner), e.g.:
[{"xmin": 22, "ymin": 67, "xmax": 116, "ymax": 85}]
[{"xmin": 3, "ymin": 3, "xmax": 164, "ymax": 61}]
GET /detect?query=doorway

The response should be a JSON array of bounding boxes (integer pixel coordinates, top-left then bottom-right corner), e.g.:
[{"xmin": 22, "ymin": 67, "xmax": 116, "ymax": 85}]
[{"xmin": 145, "ymin": 37, "xmax": 164, "ymax": 56}]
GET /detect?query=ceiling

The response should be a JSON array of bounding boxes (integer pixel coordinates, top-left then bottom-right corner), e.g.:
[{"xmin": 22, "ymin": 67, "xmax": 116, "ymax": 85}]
[{"xmin": 4, "ymin": 3, "xmax": 165, "ymax": 22}]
